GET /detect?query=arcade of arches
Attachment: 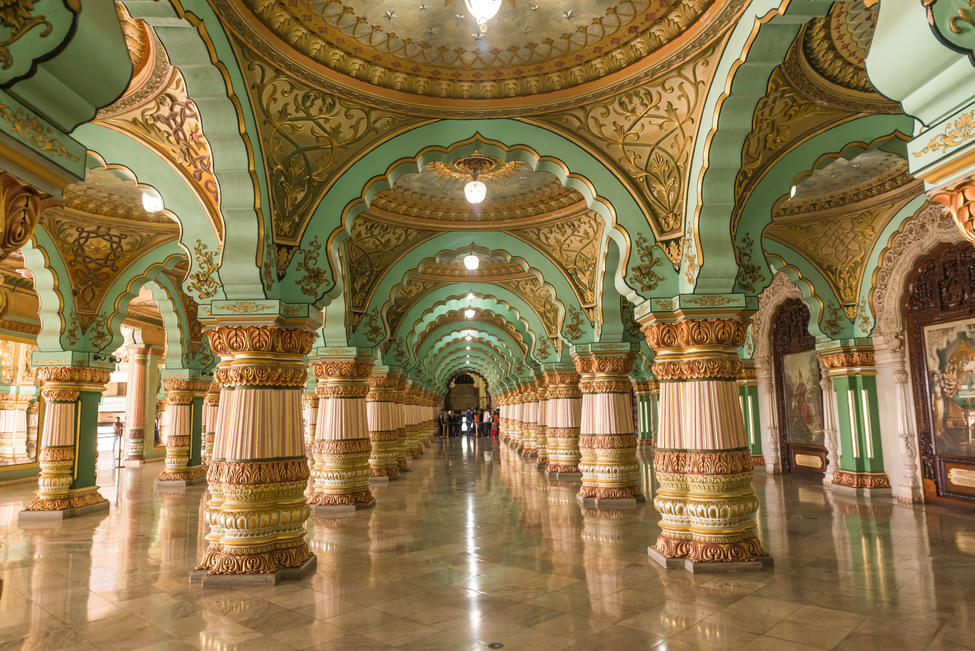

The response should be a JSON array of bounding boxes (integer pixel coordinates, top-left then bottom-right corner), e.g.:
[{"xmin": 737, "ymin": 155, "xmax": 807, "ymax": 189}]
[{"xmin": 0, "ymin": 1, "xmax": 974, "ymax": 648}]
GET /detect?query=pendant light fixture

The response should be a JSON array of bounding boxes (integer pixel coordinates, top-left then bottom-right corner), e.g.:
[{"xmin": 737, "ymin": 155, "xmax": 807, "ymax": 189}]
[{"xmin": 465, "ymin": 0, "xmax": 502, "ymax": 32}]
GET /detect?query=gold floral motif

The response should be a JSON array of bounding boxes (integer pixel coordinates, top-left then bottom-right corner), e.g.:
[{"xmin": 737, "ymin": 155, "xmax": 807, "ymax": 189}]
[
  {"xmin": 40, "ymin": 389, "xmax": 79, "ymax": 402},
  {"xmin": 216, "ymin": 365, "xmax": 308, "ymax": 388},
  {"xmin": 579, "ymin": 435, "xmax": 638, "ymax": 450},
  {"xmin": 535, "ymin": 43, "xmax": 718, "ymax": 239},
  {"xmin": 38, "ymin": 445, "xmax": 74, "ymax": 462},
  {"xmin": 832, "ymin": 470, "xmax": 891, "ymax": 488},
  {"xmin": 206, "ymin": 326, "xmax": 316, "ymax": 356},
  {"xmin": 734, "ymin": 233, "xmax": 763, "ymax": 294},
  {"xmin": 0, "ymin": 172, "xmax": 52, "ymax": 259},
  {"xmin": 630, "ymin": 233, "xmax": 665, "ymax": 292},
  {"xmin": 198, "ymin": 540, "xmax": 312, "ymax": 575},
  {"xmin": 578, "ymin": 379, "xmax": 634, "ymax": 394},
  {"xmin": 643, "ymin": 317, "xmax": 749, "ymax": 351},
  {"xmin": 513, "ymin": 210, "xmax": 602, "ymax": 307},
  {"xmin": 652, "ymin": 358, "xmax": 741, "ymax": 381},
  {"xmin": 37, "ymin": 366, "xmax": 112, "ymax": 386},
  {"xmin": 574, "ymin": 355, "xmax": 634, "ymax": 376},
  {"xmin": 311, "ymin": 360, "xmax": 373, "ymax": 381},
  {"xmin": 187, "ymin": 239, "xmax": 220, "ymax": 299},
  {"xmin": 162, "ymin": 379, "xmax": 211, "ymax": 395},
  {"xmin": 0, "ymin": 100, "xmax": 78, "ymax": 161},
  {"xmin": 931, "ymin": 177, "xmax": 975, "ymax": 245},
  {"xmin": 916, "ymin": 110, "xmax": 975, "ymax": 157},
  {"xmin": 296, "ymin": 236, "xmax": 327, "ymax": 297},
  {"xmin": 238, "ymin": 51, "xmax": 425, "ymax": 249},
  {"xmin": 207, "ymin": 458, "xmax": 309, "ymax": 485},
  {"xmin": 818, "ymin": 349, "xmax": 875, "ymax": 371},
  {"xmin": 563, "ymin": 306, "xmax": 585, "ymax": 340},
  {"xmin": 315, "ymin": 383, "xmax": 369, "ymax": 399},
  {"xmin": 653, "ymin": 448, "xmax": 752, "ymax": 475},
  {"xmin": 578, "ymin": 486, "xmax": 643, "ymax": 500},
  {"xmin": 157, "ymin": 466, "xmax": 206, "ymax": 482},
  {"xmin": 23, "ymin": 490, "xmax": 106, "ymax": 512},
  {"xmin": 308, "ymin": 490, "xmax": 374, "ymax": 506}
]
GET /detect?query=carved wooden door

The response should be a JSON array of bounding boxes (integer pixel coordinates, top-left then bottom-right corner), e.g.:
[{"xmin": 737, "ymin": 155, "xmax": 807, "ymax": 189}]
[
  {"xmin": 772, "ymin": 298, "xmax": 827, "ymax": 474},
  {"xmin": 906, "ymin": 242, "xmax": 975, "ymax": 505}
]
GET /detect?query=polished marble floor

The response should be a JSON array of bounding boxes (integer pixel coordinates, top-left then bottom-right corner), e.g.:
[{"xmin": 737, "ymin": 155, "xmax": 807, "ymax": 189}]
[{"xmin": 1, "ymin": 438, "xmax": 974, "ymax": 650}]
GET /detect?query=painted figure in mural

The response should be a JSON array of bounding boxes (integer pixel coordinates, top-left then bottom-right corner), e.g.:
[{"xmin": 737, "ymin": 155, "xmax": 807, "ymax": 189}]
[{"xmin": 791, "ymin": 372, "xmax": 812, "ymax": 431}]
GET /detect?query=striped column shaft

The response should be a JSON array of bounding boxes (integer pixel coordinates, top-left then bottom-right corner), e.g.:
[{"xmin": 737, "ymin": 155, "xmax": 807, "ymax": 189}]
[
  {"xmin": 124, "ymin": 345, "xmax": 151, "ymax": 461},
  {"xmin": 575, "ymin": 351, "xmax": 642, "ymax": 504},
  {"xmin": 394, "ymin": 376, "xmax": 410, "ymax": 471},
  {"xmin": 196, "ymin": 325, "xmax": 314, "ymax": 578},
  {"xmin": 302, "ymin": 393, "xmax": 318, "ymax": 459},
  {"xmin": 644, "ymin": 316, "xmax": 766, "ymax": 565},
  {"xmin": 310, "ymin": 352, "xmax": 374, "ymax": 508},
  {"xmin": 544, "ymin": 369, "xmax": 582, "ymax": 477},
  {"xmin": 535, "ymin": 377, "xmax": 549, "ymax": 469},
  {"xmin": 367, "ymin": 372, "xmax": 400, "ymax": 479},
  {"xmin": 157, "ymin": 379, "xmax": 209, "ymax": 483},
  {"xmin": 203, "ymin": 383, "xmax": 220, "ymax": 464}
]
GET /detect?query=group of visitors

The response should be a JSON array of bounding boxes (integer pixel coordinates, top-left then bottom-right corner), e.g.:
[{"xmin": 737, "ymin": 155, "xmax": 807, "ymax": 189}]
[{"xmin": 441, "ymin": 408, "xmax": 499, "ymax": 438}]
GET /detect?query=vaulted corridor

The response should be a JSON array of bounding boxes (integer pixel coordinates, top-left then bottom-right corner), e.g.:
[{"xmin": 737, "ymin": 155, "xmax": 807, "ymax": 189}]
[{"xmin": 1, "ymin": 438, "xmax": 972, "ymax": 650}]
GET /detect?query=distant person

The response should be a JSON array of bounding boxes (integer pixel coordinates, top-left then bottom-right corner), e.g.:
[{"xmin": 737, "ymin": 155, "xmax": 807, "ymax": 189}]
[
  {"xmin": 113, "ymin": 416, "xmax": 124, "ymax": 458},
  {"xmin": 482, "ymin": 408, "xmax": 491, "ymax": 436}
]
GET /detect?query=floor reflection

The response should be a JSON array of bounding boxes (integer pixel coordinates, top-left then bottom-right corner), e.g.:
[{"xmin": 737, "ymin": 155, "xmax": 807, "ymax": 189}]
[{"xmin": 0, "ymin": 438, "xmax": 973, "ymax": 649}]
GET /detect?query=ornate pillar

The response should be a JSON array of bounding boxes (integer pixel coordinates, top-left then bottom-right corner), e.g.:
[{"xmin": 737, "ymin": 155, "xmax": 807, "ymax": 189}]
[
  {"xmin": 642, "ymin": 313, "xmax": 768, "ymax": 570},
  {"xmin": 202, "ymin": 383, "xmax": 219, "ymax": 464},
  {"xmin": 393, "ymin": 375, "xmax": 410, "ymax": 473},
  {"xmin": 156, "ymin": 379, "xmax": 209, "ymax": 488},
  {"xmin": 310, "ymin": 350, "xmax": 375, "ymax": 513},
  {"xmin": 19, "ymin": 366, "xmax": 111, "ymax": 521},
  {"xmin": 754, "ymin": 354, "xmax": 782, "ymax": 475},
  {"xmin": 0, "ymin": 393, "xmax": 31, "ymax": 463},
  {"xmin": 123, "ymin": 344, "xmax": 152, "ymax": 462},
  {"xmin": 632, "ymin": 379, "xmax": 657, "ymax": 448},
  {"xmin": 302, "ymin": 392, "xmax": 318, "ymax": 460},
  {"xmin": 366, "ymin": 369, "xmax": 400, "ymax": 481},
  {"xmin": 819, "ymin": 358, "xmax": 840, "ymax": 490},
  {"xmin": 535, "ymin": 376, "xmax": 549, "ymax": 469},
  {"xmin": 737, "ymin": 361, "xmax": 764, "ymax": 467},
  {"xmin": 405, "ymin": 383, "xmax": 424, "ymax": 458},
  {"xmin": 892, "ymin": 365, "xmax": 922, "ymax": 503},
  {"xmin": 544, "ymin": 365, "xmax": 582, "ymax": 480},
  {"xmin": 509, "ymin": 388, "xmax": 523, "ymax": 451},
  {"xmin": 574, "ymin": 344, "xmax": 642, "ymax": 509},
  {"xmin": 193, "ymin": 325, "xmax": 315, "ymax": 585},
  {"xmin": 521, "ymin": 382, "xmax": 538, "ymax": 458},
  {"xmin": 819, "ymin": 346, "xmax": 891, "ymax": 494},
  {"xmin": 498, "ymin": 392, "xmax": 508, "ymax": 443}
]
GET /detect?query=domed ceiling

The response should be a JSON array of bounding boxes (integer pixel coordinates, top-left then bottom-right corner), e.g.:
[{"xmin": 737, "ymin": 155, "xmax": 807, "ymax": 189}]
[{"xmin": 217, "ymin": 0, "xmax": 741, "ymax": 113}]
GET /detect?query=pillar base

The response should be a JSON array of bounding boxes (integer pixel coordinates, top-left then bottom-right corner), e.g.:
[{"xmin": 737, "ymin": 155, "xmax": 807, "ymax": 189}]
[
  {"xmin": 19, "ymin": 496, "xmax": 109, "ymax": 525},
  {"xmin": 648, "ymin": 546, "xmax": 773, "ymax": 573},
  {"xmin": 311, "ymin": 499, "xmax": 375, "ymax": 517},
  {"xmin": 546, "ymin": 470, "xmax": 582, "ymax": 481},
  {"xmin": 154, "ymin": 475, "xmax": 207, "ymax": 492},
  {"xmin": 751, "ymin": 455, "xmax": 765, "ymax": 467},
  {"xmin": 369, "ymin": 476, "xmax": 390, "ymax": 484},
  {"xmin": 576, "ymin": 494, "xmax": 644, "ymax": 510},
  {"xmin": 190, "ymin": 554, "xmax": 317, "ymax": 588}
]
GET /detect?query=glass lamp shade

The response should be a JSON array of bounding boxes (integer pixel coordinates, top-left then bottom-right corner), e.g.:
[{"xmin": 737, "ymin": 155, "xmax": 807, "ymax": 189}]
[
  {"xmin": 465, "ymin": 0, "xmax": 502, "ymax": 31},
  {"xmin": 465, "ymin": 309, "xmax": 476, "ymax": 319},
  {"xmin": 141, "ymin": 190, "xmax": 163, "ymax": 213},
  {"xmin": 463, "ymin": 254, "xmax": 480, "ymax": 270},
  {"xmin": 464, "ymin": 179, "xmax": 487, "ymax": 204}
]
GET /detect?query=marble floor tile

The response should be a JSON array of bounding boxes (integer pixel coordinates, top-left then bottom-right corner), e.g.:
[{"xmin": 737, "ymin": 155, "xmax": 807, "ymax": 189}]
[{"xmin": 1, "ymin": 438, "xmax": 974, "ymax": 650}]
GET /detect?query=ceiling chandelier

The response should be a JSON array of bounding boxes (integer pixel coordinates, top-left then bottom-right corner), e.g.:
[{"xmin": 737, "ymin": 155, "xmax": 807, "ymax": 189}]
[
  {"xmin": 464, "ymin": 254, "xmax": 480, "ymax": 270},
  {"xmin": 465, "ymin": 308, "xmax": 476, "ymax": 319},
  {"xmin": 466, "ymin": 0, "xmax": 503, "ymax": 32},
  {"xmin": 455, "ymin": 153, "xmax": 495, "ymax": 205}
]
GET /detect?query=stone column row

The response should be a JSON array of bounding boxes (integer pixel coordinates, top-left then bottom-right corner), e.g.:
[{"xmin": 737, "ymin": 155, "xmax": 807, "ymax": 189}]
[
  {"xmin": 544, "ymin": 366, "xmax": 582, "ymax": 480},
  {"xmin": 367, "ymin": 369, "xmax": 401, "ymax": 481}
]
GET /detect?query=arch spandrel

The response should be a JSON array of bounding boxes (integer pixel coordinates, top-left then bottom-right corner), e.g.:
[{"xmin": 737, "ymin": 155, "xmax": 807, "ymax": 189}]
[{"xmin": 764, "ymin": 249, "xmax": 846, "ymax": 341}]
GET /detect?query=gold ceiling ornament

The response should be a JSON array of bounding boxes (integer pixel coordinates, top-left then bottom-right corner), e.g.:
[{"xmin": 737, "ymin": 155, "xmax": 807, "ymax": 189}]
[
  {"xmin": 0, "ymin": 172, "xmax": 55, "ymax": 262},
  {"xmin": 234, "ymin": 43, "xmax": 426, "ymax": 254},
  {"xmin": 344, "ymin": 216, "xmax": 437, "ymax": 325},
  {"xmin": 930, "ymin": 177, "xmax": 975, "ymax": 245},
  {"xmin": 802, "ymin": 3, "xmax": 878, "ymax": 94},
  {"xmin": 629, "ymin": 233, "xmax": 665, "ymax": 293},
  {"xmin": 764, "ymin": 183, "xmax": 916, "ymax": 319},
  {"xmin": 428, "ymin": 157, "xmax": 518, "ymax": 183},
  {"xmin": 101, "ymin": 4, "xmax": 171, "ymax": 119},
  {"xmin": 227, "ymin": 0, "xmax": 732, "ymax": 109},
  {"xmin": 186, "ymin": 239, "xmax": 220, "ymax": 300},
  {"xmin": 530, "ymin": 40, "xmax": 720, "ymax": 240},
  {"xmin": 41, "ymin": 209, "xmax": 176, "ymax": 314},
  {"xmin": 96, "ymin": 54, "xmax": 223, "ymax": 243},
  {"xmin": 512, "ymin": 210, "xmax": 603, "ymax": 310},
  {"xmin": 416, "ymin": 308, "xmax": 529, "ymax": 358}
]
